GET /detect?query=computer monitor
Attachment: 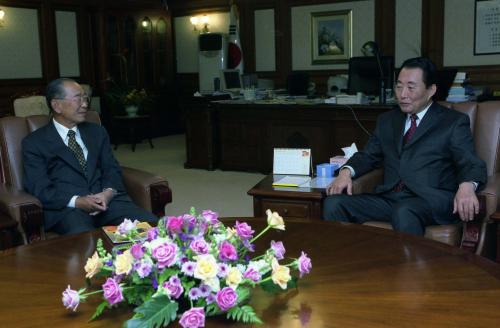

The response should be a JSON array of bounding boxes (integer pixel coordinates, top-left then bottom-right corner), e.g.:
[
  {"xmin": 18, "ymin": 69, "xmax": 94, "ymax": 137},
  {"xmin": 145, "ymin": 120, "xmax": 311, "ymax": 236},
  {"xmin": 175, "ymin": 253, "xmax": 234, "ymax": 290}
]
[
  {"xmin": 347, "ymin": 56, "xmax": 394, "ymax": 96},
  {"xmin": 221, "ymin": 69, "xmax": 242, "ymax": 90}
]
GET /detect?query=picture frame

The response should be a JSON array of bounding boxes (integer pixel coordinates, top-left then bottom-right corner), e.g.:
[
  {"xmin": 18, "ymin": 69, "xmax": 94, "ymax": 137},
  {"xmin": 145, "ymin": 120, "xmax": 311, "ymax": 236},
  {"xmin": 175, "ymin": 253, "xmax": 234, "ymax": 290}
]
[
  {"xmin": 474, "ymin": 0, "xmax": 500, "ymax": 55},
  {"xmin": 311, "ymin": 10, "xmax": 352, "ymax": 65}
]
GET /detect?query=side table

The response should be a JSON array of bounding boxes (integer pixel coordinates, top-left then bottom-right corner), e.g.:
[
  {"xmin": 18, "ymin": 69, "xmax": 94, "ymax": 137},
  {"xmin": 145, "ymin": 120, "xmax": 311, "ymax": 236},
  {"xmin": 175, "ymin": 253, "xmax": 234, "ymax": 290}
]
[
  {"xmin": 113, "ymin": 115, "xmax": 154, "ymax": 152},
  {"xmin": 247, "ymin": 175, "xmax": 325, "ymax": 220},
  {"xmin": 490, "ymin": 211, "xmax": 500, "ymax": 262}
]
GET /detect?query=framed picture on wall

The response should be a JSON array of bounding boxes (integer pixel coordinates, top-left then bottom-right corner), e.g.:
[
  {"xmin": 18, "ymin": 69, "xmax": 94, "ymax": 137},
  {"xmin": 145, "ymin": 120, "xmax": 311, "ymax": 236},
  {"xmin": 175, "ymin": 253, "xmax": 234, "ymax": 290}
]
[
  {"xmin": 474, "ymin": 0, "xmax": 500, "ymax": 55},
  {"xmin": 311, "ymin": 10, "xmax": 352, "ymax": 65}
]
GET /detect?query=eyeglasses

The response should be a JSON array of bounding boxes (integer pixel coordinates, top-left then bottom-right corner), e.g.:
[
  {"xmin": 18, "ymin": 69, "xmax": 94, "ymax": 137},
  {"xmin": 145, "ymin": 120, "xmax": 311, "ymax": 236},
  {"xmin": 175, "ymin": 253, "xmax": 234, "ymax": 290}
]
[{"xmin": 56, "ymin": 94, "xmax": 91, "ymax": 106}]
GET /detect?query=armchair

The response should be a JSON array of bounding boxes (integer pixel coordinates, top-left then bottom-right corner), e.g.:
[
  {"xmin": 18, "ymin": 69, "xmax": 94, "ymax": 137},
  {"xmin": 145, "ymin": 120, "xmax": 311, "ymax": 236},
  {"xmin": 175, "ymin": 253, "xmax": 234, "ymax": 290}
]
[
  {"xmin": 0, "ymin": 111, "xmax": 172, "ymax": 246},
  {"xmin": 352, "ymin": 101, "xmax": 500, "ymax": 258}
]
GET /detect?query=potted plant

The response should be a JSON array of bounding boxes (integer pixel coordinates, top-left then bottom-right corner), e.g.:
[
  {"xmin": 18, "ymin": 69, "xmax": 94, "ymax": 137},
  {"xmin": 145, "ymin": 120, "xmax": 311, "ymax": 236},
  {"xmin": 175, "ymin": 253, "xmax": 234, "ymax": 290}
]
[{"xmin": 122, "ymin": 88, "xmax": 149, "ymax": 117}]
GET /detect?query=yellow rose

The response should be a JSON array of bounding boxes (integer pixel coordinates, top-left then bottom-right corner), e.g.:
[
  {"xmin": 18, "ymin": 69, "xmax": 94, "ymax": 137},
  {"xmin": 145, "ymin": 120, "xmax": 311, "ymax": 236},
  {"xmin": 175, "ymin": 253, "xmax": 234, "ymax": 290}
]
[
  {"xmin": 271, "ymin": 258, "xmax": 291, "ymax": 289},
  {"xmin": 266, "ymin": 209, "xmax": 285, "ymax": 230},
  {"xmin": 226, "ymin": 227, "xmax": 237, "ymax": 239},
  {"xmin": 115, "ymin": 250, "xmax": 134, "ymax": 276},
  {"xmin": 84, "ymin": 251, "xmax": 103, "ymax": 279},
  {"xmin": 194, "ymin": 254, "xmax": 218, "ymax": 281},
  {"xmin": 226, "ymin": 267, "xmax": 242, "ymax": 289}
]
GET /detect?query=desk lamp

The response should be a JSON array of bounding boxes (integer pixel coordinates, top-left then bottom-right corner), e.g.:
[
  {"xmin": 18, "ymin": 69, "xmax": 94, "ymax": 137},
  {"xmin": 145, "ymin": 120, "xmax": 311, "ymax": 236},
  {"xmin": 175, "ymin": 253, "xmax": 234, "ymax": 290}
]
[{"xmin": 361, "ymin": 41, "xmax": 385, "ymax": 104}]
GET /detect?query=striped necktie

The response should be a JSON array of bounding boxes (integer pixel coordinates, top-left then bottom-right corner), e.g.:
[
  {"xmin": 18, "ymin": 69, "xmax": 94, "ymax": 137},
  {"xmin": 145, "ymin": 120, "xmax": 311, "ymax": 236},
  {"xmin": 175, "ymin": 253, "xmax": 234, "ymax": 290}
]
[
  {"xmin": 403, "ymin": 114, "xmax": 418, "ymax": 144},
  {"xmin": 67, "ymin": 130, "xmax": 87, "ymax": 174}
]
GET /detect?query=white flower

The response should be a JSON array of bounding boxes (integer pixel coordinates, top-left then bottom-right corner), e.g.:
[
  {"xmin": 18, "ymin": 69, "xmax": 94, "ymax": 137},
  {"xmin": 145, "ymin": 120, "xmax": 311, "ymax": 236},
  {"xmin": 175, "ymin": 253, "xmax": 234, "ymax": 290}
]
[
  {"xmin": 266, "ymin": 209, "xmax": 285, "ymax": 230},
  {"xmin": 193, "ymin": 254, "xmax": 219, "ymax": 281},
  {"xmin": 248, "ymin": 259, "xmax": 269, "ymax": 273},
  {"xmin": 225, "ymin": 267, "xmax": 243, "ymax": 289}
]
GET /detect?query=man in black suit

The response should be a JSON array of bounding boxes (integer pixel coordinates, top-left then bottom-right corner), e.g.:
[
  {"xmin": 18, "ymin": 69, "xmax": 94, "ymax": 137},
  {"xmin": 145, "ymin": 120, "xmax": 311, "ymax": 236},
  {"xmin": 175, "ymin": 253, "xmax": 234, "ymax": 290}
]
[
  {"xmin": 323, "ymin": 57, "xmax": 487, "ymax": 235},
  {"xmin": 22, "ymin": 78, "xmax": 158, "ymax": 235}
]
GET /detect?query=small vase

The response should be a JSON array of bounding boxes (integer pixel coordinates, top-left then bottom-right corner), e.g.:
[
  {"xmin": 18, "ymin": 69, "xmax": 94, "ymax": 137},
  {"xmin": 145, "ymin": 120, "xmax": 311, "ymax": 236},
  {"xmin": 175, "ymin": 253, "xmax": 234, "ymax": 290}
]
[{"xmin": 125, "ymin": 105, "xmax": 139, "ymax": 117}]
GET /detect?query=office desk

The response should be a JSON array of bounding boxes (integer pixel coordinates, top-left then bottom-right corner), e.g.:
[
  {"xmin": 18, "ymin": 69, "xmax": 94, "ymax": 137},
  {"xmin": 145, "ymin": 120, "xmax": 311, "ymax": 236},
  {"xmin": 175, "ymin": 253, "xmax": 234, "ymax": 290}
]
[
  {"xmin": 1, "ymin": 219, "xmax": 500, "ymax": 327},
  {"xmin": 184, "ymin": 100, "xmax": 392, "ymax": 173}
]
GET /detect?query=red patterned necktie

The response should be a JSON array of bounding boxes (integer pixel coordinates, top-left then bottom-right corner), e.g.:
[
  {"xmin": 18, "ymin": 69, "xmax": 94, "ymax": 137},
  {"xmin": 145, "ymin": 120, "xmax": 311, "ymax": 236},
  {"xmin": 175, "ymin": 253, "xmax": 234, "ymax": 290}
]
[
  {"xmin": 403, "ymin": 114, "xmax": 418, "ymax": 144},
  {"xmin": 394, "ymin": 114, "xmax": 418, "ymax": 192}
]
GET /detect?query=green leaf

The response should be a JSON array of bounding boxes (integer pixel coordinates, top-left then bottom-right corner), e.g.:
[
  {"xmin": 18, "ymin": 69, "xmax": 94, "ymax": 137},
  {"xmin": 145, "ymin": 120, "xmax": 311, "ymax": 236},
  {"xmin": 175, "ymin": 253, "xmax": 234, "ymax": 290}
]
[
  {"xmin": 205, "ymin": 303, "xmax": 222, "ymax": 317},
  {"xmin": 236, "ymin": 286, "xmax": 251, "ymax": 305},
  {"xmin": 124, "ymin": 296, "xmax": 178, "ymax": 328},
  {"xmin": 89, "ymin": 301, "xmax": 108, "ymax": 322},
  {"xmin": 226, "ymin": 305, "xmax": 263, "ymax": 324}
]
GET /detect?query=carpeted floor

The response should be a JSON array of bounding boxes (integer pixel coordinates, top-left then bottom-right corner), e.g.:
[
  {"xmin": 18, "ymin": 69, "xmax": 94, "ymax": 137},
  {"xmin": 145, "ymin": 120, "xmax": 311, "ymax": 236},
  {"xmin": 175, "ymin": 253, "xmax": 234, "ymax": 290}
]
[{"xmin": 113, "ymin": 134, "xmax": 266, "ymax": 218}]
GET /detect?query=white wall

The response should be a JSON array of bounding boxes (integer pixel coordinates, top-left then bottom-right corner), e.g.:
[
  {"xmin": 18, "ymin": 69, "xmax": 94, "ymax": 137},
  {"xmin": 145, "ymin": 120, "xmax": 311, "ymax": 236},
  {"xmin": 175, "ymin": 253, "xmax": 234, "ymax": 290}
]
[
  {"xmin": 291, "ymin": 1, "xmax": 375, "ymax": 70},
  {"xmin": 175, "ymin": 13, "xmax": 230, "ymax": 73},
  {"xmin": 0, "ymin": 6, "xmax": 42, "ymax": 79},
  {"xmin": 444, "ymin": 0, "xmax": 500, "ymax": 66},
  {"xmin": 395, "ymin": 0, "xmax": 422, "ymax": 67},
  {"xmin": 255, "ymin": 9, "xmax": 276, "ymax": 72}
]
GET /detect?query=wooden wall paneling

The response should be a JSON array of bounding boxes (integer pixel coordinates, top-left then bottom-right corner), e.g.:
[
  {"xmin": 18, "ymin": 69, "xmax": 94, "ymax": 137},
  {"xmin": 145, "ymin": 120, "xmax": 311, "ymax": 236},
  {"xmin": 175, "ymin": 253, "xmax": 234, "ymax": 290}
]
[
  {"xmin": 421, "ymin": 0, "xmax": 444, "ymax": 68},
  {"xmin": 375, "ymin": 0, "xmax": 395, "ymax": 57}
]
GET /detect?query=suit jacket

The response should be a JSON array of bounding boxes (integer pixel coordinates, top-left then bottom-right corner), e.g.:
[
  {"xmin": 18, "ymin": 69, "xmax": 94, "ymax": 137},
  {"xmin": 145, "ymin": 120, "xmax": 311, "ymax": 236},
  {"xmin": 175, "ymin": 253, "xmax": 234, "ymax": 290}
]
[
  {"xmin": 22, "ymin": 120, "xmax": 126, "ymax": 229},
  {"xmin": 346, "ymin": 102, "xmax": 487, "ymax": 223}
]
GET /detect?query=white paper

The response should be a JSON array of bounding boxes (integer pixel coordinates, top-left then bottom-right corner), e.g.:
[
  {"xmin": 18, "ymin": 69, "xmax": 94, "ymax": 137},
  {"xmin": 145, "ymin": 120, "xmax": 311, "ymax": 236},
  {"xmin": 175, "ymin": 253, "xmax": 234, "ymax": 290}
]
[
  {"xmin": 341, "ymin": 143, "xmax": 358, "ymax": 159},
  {"xmin": 273, "ymin": 148, "xmax": 311, "ymax": 175},
  {"xmin": 272, "ymin": 175, "xmax": 311, "ymax": 187}
]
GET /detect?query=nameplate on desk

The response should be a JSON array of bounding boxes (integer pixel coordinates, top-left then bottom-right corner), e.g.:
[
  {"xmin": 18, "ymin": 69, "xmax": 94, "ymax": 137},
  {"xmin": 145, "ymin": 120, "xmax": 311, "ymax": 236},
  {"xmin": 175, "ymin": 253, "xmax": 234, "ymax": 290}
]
[{"xmin": 273, "ymin": 148, "xmax": 311, "ymax": 175}]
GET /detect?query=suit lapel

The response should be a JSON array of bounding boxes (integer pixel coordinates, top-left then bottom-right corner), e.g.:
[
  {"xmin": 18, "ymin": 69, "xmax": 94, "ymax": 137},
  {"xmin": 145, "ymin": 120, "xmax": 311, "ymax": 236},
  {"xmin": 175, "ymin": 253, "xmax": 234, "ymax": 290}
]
[
  {"xmin": 79, "ymin": 123, "xmax": 97, "ymax": 179},
  {"xmin": 403, "ymin": 103, "xmax": 444, "ymax": 148},
  {"xmin": 393, "ymin": 111, "xmax": 406, "ymax": 155},
  {"xmin": 45, "ymin": 122, "xmax": 84, "ymax": 174}
]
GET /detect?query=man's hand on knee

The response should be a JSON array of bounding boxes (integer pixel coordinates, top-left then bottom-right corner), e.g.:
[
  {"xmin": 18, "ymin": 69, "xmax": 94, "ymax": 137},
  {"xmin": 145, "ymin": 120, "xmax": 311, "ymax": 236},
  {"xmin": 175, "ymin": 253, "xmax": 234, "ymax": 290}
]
[
  {"xmin": 75, "ymin": 195, "xmax": 107, "ymax": 215},
  {"xmin": 326, "ymin": 168, "xmax": 352, "ymax": 196},
  {"xmin": 453, "ymin": 182, "xmax": 479, "ymax": 222}
]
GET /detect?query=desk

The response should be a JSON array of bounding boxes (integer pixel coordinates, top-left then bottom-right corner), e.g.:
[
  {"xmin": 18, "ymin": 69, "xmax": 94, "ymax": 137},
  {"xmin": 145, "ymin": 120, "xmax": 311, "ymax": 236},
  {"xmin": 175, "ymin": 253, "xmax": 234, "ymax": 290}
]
[
  {"xmin": 248, "ymin": 175, "xmax": 325, "ymax": 220},
  {"xmin": 113, "ymin": 115, "xmax": 154, "ymax": 152},
  {"xmin": 184, "ymin": 100, "xmax": 392, "ymax": 173},
  {"xmin": 1, "ymin": 219, "xmax": 500, "ymax": 327}
]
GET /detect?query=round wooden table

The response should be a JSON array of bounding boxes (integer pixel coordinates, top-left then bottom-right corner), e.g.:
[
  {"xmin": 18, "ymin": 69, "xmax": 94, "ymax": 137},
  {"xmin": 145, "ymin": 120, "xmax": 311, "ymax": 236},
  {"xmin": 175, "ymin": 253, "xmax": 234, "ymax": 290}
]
[{"xmin": 1, "ymin": 219, "xmax": 500, "ymax": 327}]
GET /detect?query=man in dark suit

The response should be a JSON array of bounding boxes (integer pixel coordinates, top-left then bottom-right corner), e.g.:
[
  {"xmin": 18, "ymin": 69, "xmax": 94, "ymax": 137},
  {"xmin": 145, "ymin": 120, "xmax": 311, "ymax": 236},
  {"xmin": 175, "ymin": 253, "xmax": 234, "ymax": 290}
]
[
  {"xmin": 22, "ymin": 78, "xmax": 158, "ymax": 235},
  {"xmin": 323, "ymin": 57, "xmax": 487, "ymax": 235}
]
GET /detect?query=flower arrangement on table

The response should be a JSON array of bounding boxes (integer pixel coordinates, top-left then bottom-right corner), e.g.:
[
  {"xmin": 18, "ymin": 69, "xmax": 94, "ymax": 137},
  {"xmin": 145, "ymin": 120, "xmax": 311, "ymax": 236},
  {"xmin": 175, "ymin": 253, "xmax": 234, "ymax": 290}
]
[
  {"xmin": 121, "ymin": 88, "xmax": 149, "ymax": 107},
  {"xmin": 62, "ymin": 208, "xmax": 312, "ymax": 328}
]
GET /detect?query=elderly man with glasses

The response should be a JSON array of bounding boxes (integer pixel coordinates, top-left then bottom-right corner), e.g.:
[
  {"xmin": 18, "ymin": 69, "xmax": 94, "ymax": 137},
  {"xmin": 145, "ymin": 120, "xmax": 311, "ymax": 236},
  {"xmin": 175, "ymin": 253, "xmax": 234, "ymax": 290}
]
[{"xmin": 21, "ymin": 78, "xmax": 158, "ymax": 235}]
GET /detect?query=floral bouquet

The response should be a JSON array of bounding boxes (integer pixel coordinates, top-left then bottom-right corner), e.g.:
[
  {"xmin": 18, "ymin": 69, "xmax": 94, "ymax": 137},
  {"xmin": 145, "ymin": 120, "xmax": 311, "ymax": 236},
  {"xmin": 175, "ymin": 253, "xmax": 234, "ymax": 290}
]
[
  {"xmin": 62, "ymin": 208, "xmax": 312, "ymax": 327},
  {"xmin": 122, "ymin": 88, "xmax": 149, "ymax": 107}
]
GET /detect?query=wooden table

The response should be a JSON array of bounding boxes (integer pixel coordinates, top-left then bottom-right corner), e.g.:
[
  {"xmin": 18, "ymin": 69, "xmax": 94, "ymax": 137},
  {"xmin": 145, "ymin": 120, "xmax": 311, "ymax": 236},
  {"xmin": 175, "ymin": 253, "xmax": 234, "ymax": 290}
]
[
  {"xmin": 112, "ymin": 115, "xmax": 154, "ymax": 152},
  {"xmin": 248, "ymin": 175, "xmax": 325, "ymax": 220},
  {"xmin": 1, "ymin": 219, "xmax": 500, "ymax": 327}
]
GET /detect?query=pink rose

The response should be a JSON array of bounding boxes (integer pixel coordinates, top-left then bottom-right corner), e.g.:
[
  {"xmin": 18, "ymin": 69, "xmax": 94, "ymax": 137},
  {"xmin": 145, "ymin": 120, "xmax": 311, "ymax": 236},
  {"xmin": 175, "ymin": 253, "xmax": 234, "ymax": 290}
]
[
  {"xmin": 216, "ymin": 287, "xmax": 238, "ymax": 311},
  {"xmin": 271, "ymin": 240, "xmax": 286, "ymax": 260},
  {"xmin": 130, "ymin": 243, "xmax": 144, "ymax": 259},
  {"xmin": 151, "ymin": 240, "xmax": 178, "ymax": 268},
  {"xmin": 190, "ymin": 238, "xmax": 209, "ymax": 255},
  {"xmin": 166, "ymin": 216, "xmax": 184, "ymax": 233},
  {"xmin": 202, "ymin": 210, "xmax": 220, "ymax": 226},
  {"xmin": 243, "ymin": 267, "xmax": 261, "ymax": 282},
  {"xmin": 62, "ymin": 285, "xmax": 80, "ymax": 311},
  {"xmin": 298, "ymin": 251, "xmax": 312, "ymax": 277},
  {"xmin": 218, "ymin": 240, "xmax": 237, "ymax": 262},
  {"xmin": 235, "ymin": 221, "xmax": 254, "ymax": 240},
  {"xmin": 102, "ymin": 278, "xmax": 123, "ymax": 305},
  {"xmin": 179, "ymin": 307, "xmax": 205, "ymax": 328},
  {"xmin": 163, "ymin": 275, "xmax": 184, "ymax": 299}
]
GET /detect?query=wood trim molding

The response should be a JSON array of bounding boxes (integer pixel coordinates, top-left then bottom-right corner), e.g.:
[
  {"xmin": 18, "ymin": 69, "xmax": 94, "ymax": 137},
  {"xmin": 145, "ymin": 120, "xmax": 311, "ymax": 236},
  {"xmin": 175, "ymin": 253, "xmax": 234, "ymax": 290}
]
[{"xmin": 421, "ymin": 0, "xmax": 444, "ymax": 68}]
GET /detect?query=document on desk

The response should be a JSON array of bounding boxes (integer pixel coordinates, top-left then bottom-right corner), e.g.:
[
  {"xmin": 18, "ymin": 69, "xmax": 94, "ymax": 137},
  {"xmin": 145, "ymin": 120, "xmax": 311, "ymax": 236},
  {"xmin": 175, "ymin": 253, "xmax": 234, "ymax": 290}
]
[
  {"xmin": 273, "ymin": 148, "xmax": 311, "ymax": 175},
  {"xmin": 272, "ymin": 175, "xmax": 311, "ymax": 187}
]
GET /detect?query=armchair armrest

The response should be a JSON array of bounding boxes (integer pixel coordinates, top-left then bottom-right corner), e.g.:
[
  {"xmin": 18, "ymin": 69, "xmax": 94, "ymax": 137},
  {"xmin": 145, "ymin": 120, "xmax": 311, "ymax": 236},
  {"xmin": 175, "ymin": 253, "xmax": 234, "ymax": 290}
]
[
  {"xmin": 352, "ymin": 169, "xmax": 384, "ymax": 194},
  {"xmin": 463, "ymin": 174, "xmax": 500, "ymax": 256},
  {"xmin": 0, "ymin": 185, "xmax": 44, "ymax": 244},
  {"xmin": 121, "ymin": 166, "xmax": 172, "ymax": 217}
]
